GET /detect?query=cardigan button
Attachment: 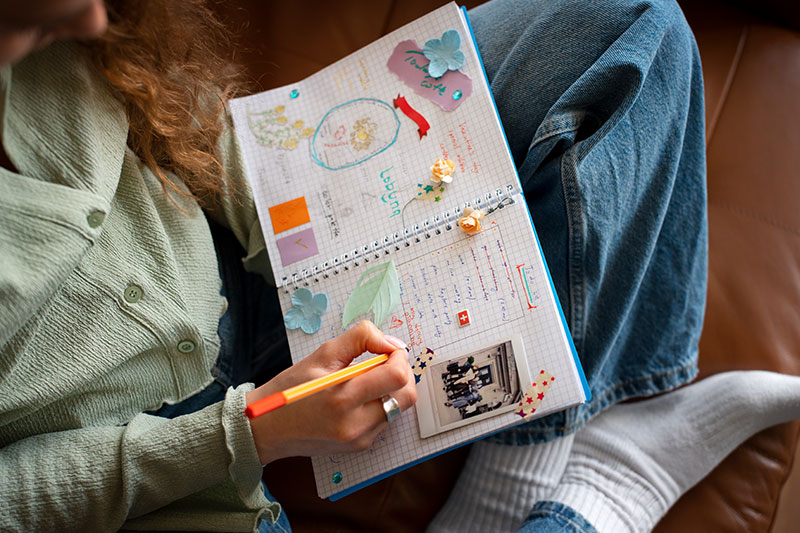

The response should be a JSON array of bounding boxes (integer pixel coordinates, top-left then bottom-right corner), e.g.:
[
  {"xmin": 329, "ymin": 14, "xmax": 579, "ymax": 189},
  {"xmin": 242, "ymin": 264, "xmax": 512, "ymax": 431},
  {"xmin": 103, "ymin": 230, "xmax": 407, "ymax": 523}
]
[
  {"xmin": 123, "ymin": 284, "xmax": 143, "ymax": 303},
  {"xmin": 177, "ymin": 340, "xmax": 196, "ymax": 354},
  {"xmin": 87, "ymin": 210, "xmax": 105, "ymax": 228}
]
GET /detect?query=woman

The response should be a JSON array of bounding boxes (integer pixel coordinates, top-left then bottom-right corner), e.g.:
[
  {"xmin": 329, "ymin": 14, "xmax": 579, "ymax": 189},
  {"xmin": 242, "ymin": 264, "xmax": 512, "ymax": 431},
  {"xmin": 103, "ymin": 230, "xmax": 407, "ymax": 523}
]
[
  {"xmin": 0, "ymin": 1, "xmax": 414, "ymax": 531},
  {"xmin": 2, "ymin": 1, "xmax": 799, "ymax": 532}
]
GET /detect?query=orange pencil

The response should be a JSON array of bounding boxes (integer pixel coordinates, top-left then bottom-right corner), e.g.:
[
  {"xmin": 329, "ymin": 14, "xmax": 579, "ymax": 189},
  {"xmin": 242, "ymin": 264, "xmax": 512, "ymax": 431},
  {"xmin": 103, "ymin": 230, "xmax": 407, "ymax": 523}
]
[{"xmin": 244, "ymin": 354, "xmax": 390, "ymax": 419}]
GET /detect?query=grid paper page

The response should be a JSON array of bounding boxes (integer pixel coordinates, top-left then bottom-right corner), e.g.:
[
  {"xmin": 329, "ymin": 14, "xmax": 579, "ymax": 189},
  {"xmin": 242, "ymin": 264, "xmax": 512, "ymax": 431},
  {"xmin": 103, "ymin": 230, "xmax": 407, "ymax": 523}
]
[
  {"xmin": 228, "ymin": 3, "xmax": 518, "ymax": 284},
  {"xmin": 297, "ymin": 201, "xmax": 586, "ymax": 498},
  {"xmin": 228, "ymin": 3, "xmax": 588, "ymax": 499}
]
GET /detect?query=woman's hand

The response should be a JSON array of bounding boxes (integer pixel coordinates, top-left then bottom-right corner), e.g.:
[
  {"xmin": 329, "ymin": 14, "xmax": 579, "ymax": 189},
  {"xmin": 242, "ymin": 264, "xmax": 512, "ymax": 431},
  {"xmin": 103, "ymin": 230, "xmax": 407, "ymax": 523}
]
[{"xmin": 246, "ymin": 321, "xmax": 416, "ymax": 465}]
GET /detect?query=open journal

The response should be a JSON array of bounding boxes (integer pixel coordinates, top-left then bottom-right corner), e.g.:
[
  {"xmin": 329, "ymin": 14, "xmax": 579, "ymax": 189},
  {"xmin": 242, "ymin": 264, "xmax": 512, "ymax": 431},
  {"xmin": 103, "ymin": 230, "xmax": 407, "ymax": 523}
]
[{"xmin": 228, "ymin": 2, "xmax": 590, "ymax": 500}]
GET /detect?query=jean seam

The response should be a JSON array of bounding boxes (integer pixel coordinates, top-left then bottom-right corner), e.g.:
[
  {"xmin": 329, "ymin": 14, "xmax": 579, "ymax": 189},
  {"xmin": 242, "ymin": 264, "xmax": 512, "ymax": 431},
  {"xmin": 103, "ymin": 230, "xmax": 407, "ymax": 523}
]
[
  {"xmin": 529, "ymin": 113, "xmax": 586, "ymax": 149},
  {"xmin": 561, "ymin": 149, "xmax": 586, "ymax": 359},
  {"xmin": 528, "ymin": 501, "xmax": 598, "ymax": 533}
]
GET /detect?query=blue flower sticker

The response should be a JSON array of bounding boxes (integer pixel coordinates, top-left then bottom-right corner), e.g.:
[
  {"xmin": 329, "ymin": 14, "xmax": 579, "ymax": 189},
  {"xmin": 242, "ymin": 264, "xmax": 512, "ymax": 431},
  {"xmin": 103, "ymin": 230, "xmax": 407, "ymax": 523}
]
[
  {"xmin": 284, "ymin": 288, "xmax": 328, "ymax": 334},
  {"xmin": 423, "ymin": 30, "xmax": 465, "ymax": 79}
]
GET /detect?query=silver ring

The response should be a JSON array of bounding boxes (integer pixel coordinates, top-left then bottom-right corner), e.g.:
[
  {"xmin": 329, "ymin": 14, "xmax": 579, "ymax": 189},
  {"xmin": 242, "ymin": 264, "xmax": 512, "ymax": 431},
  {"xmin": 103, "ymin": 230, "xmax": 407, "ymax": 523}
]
[{"xmin": 381, "ymin": 395, "xmax": 401, "ymax": 423}]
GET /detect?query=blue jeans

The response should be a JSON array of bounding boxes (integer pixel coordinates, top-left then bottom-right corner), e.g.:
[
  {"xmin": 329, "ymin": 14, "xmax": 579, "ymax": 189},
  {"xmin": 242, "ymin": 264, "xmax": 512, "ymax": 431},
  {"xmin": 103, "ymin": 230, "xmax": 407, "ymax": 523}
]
[
  {"xmin": 468, "ymin": 0, "xmax": 707, "ymax": 530},
  {"xmin": 159, "ymin": 0, "xmax": 707, "ymax": 531}
]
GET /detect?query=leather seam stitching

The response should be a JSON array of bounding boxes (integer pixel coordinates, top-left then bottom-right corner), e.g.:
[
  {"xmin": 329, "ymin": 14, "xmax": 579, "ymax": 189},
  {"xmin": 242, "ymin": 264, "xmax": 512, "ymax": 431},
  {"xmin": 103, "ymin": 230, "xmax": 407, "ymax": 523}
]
[
  {"xmin": 707, "ymin": 24, "xmax": 749, "ymax": 142},
  {"xmin": 710, "ymin": 200, "xmax": 800, "ymax": 237}
]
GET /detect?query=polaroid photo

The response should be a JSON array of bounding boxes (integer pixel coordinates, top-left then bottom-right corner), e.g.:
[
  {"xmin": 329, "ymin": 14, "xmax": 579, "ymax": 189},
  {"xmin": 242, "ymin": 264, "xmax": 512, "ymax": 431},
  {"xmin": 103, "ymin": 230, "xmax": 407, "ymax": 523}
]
[{"xmin": 415, "ymin": 335, "xmax": 532, "ymax": 439}]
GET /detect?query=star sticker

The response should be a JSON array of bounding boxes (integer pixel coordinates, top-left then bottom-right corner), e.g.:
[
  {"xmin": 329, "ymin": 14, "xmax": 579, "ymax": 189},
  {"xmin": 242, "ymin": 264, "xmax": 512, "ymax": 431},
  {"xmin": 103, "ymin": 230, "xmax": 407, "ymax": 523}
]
[
  {"xmin": 424, "ymin": 185, "xmax": 434, "ymax": 193},
  {"xmin": 434, "ymin": 196, "xmax": 441, "ymax": 202},
  {"xmin": 515, "ymin": 409, "xmax": 526, "ymax": 418},
  {"xmin": 412, "ymin": 347, "xmax": 436, "ymax": 386},
  {"xmin": 518, "ymin": 371, "xmax": 555, "ymax": 420}
]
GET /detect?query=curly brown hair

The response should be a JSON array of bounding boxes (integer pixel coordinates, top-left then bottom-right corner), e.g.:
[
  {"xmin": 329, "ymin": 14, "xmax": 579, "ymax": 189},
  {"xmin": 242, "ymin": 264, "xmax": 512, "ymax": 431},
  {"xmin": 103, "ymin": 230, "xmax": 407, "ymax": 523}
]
[{"xmin": 89, "ymin": 0, "xmax": 246, "ymax": 209}]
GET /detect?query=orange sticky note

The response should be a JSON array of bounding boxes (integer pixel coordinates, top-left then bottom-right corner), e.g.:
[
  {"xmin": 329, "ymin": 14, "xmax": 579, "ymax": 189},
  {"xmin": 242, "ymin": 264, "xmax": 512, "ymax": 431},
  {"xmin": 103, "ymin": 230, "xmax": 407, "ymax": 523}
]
[{"xmin": 269, "ymin": 197, "xmax": 310, "ymax": 234}]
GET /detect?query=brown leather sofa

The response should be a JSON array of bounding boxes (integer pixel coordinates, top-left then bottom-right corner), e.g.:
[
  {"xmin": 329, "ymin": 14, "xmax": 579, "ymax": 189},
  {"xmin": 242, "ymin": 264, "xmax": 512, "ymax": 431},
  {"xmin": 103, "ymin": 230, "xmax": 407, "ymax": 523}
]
[{"xmin": 213, "ymin": 1, "xmax": 800, "ymax": 530}]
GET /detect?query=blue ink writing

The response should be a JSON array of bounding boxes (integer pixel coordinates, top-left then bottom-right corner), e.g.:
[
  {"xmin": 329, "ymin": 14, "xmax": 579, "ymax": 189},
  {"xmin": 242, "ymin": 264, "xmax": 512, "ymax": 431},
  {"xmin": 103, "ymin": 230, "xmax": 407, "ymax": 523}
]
[{"xmin": 379, "ymin": 167, "xmax": 401, "ymax": 219}]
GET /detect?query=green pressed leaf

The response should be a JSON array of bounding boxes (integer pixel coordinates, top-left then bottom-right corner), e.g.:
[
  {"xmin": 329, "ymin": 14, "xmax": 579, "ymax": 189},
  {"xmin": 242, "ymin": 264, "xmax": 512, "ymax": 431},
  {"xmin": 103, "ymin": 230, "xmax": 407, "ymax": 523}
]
[{"xmin": 341, "ymin": 259, "xmax": 400, "ymax": 330}]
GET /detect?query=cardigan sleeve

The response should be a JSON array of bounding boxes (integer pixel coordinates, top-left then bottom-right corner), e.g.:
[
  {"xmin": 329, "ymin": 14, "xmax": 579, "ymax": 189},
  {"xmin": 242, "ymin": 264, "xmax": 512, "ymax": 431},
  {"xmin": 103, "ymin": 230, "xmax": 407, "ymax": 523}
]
[{"xmin": 0, "ymin": 384, "xmax": 280, "ymax": 532}]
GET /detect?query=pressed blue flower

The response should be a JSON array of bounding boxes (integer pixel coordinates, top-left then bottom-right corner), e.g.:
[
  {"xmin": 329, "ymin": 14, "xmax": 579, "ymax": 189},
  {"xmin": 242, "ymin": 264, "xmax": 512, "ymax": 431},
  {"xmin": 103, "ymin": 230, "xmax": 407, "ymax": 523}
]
[
  {"xmin": 284, "ymin": 287, "xmax": 328, "ymax": 334},
  {"xmin": 423, "ymin": 30, "xmax": 465, "ymax": 78}
]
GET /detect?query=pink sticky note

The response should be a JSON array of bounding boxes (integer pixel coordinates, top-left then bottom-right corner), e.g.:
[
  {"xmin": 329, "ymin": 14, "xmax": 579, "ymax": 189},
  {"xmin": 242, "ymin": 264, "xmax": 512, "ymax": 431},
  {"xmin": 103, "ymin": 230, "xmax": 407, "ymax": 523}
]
[
  {"xmin": 277, "ymin": 227, "xmax": 319, "ymax": 267},
  {"xmin": 387, "ymin": 40, "xmax": 473, "ymax": 112}
]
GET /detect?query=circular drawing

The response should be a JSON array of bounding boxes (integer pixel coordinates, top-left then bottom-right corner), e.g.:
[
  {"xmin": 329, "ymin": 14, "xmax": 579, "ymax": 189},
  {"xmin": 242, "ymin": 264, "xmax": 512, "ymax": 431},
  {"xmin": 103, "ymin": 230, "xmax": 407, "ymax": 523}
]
[{"xmin": 311, "ymin": 98, "xmax": 401, "ymax": 170}]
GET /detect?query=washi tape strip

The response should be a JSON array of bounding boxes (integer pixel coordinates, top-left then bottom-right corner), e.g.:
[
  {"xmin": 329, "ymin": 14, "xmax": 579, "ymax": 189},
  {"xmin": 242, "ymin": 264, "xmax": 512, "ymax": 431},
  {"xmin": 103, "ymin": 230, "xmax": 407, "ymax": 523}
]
[
  {"xmin": 515, "ymin": 370, "xmax": 555, "ymax": 419},
  {"xmin": 411, "ymin": 347, "xmax": 435, "ymax": 384},
  {"xmin": 415, "ymin": 183, "xmax": 445, "ymax": 202}
]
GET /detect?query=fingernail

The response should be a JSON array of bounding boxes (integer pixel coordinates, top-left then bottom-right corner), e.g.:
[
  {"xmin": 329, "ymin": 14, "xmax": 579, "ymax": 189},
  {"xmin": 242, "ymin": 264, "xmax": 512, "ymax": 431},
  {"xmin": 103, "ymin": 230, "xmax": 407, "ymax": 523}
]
[{"xmin": 384, "ymin": 334, "xmax": 408, "ymax": 351}]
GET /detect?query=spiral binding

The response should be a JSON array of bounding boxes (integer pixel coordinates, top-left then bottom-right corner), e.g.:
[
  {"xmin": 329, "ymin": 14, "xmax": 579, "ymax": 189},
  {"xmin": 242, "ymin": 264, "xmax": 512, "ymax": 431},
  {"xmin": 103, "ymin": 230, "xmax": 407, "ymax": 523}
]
[{"xmin": 280, "ymin": 184, "xmax": 518, "ymax": 291}]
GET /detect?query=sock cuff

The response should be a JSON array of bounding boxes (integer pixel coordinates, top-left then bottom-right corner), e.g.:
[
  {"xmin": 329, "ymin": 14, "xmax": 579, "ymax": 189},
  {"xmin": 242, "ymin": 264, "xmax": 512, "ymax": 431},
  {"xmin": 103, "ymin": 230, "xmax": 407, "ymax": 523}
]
[
  {"xmin": 469, "ymin": 433, "xmax": 575, "ymax": 484},
  {"xmin": 428, "ymin": 435, "xmax": 575, "ymax": 533},
  {"xmin": 550, "ymin": 432, "xmax": 673, "ymax": 532},
  {"xmin": 544, "ymin": 372, "xmax": 800, "ymax": 533},
  {"xmin": 550, "ymin": 480, "xmax": 643, "ymax": 533}
]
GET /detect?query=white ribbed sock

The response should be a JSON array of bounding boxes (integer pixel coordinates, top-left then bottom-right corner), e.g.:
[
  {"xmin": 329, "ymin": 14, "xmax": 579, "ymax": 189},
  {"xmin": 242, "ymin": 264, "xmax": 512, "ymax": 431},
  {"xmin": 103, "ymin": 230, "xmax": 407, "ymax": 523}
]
[
  {"xmin": 427, "ymin": 433, "xmax": 575, "ymax": 533},
  {"xmin": 546, "ymin": 371, "xmax": 800, "ymax": 533}
]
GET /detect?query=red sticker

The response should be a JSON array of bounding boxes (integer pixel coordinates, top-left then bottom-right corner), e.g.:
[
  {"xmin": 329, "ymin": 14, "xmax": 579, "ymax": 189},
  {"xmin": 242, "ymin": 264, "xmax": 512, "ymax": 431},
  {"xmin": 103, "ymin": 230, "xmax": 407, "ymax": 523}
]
[{"xmin": 393, "ymin": 95, "xmax": 430, "ymax": 139}]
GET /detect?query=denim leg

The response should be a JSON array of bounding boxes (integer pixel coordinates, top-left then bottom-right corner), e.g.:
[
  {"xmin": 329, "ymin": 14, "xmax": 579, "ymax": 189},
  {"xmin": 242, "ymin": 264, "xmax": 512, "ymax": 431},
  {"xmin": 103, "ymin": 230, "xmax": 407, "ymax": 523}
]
[
  {"xmin": 469, "ymin": 0, "xmax": 708, "ymax": 445},
  {"xmin": 518, "ymin": 502, "xmax": 598, "ymax": 533},
  {"xmin": 258, "ymin": 482, "xmax": 293, "ymax": 533}
]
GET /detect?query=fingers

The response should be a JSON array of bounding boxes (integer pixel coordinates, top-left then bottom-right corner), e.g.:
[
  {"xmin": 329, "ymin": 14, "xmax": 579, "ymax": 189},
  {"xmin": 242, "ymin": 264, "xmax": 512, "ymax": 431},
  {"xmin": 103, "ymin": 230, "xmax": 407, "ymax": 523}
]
[
  {"xmin": 313, "ymin": 342, "xmax": 416, "ymax": 438},
  {"xmin": 339, "ymin": 348, "xmax": 417, "ymax": 426},
  {"xmin": 352, "ymin": 349, "xmax": 416, "ymax": 401},
  {"xmin": 345, "ymin": 385, "xmax": 414, "ymax": 443},
  {"xmin": 310, "ymin": 357, "xmax": 414, "ymax": 452},
  {"xmin": 249, "ymin": 325, "xmax": 417, "ymax": 463},
  {"xmin": 358, "ymin": 381, "xmax": 416, "ymax": 437},
  {"xmin": 321, "ymin": 321, "xmax": 403, "ymax": 369}
]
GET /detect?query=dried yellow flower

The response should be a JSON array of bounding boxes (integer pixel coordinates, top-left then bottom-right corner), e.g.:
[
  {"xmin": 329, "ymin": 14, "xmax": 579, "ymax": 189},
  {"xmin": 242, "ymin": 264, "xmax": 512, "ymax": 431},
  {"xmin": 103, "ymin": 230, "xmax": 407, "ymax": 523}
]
[
  {"xmin": 457, "ymin": 207, "xmax": 483, "ymax": 235},
  {"xmin": 431, "ymin": 158, "xmax": 456, "ymax": 184}
]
